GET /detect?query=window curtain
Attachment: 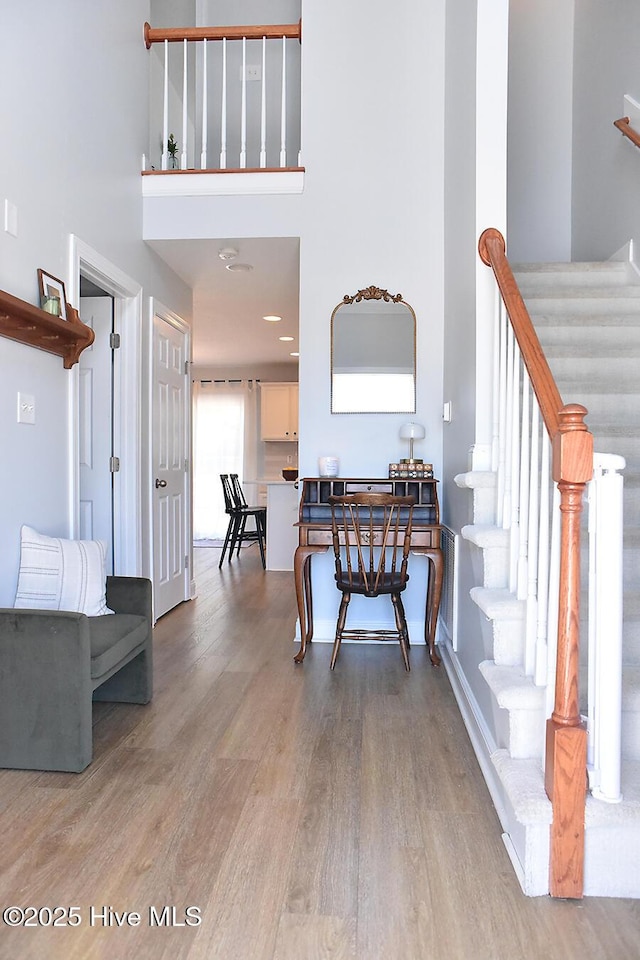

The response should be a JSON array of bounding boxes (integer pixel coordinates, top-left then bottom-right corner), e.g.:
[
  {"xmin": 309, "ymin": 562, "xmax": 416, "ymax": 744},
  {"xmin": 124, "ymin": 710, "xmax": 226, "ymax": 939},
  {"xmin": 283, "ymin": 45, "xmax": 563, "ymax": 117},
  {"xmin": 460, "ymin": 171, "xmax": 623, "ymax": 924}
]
[{"xmin": 192, "ymin": 380, "xmax": 259, "ymax": 540}]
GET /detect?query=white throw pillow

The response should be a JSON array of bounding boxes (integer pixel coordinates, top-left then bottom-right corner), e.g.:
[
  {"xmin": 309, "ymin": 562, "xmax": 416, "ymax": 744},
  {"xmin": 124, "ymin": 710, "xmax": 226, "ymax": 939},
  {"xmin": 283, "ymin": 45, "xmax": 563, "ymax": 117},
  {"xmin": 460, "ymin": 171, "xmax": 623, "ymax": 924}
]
[{"xmin": 14, "ymin": 525, "xmax": 114, "ymax": 616}]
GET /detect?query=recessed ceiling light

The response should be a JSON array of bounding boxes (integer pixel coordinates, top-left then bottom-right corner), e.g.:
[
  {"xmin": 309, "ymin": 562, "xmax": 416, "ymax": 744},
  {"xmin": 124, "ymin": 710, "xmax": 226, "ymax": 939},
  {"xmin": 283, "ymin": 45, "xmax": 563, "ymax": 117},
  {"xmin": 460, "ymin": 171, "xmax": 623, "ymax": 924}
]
[
  {"xmin": 290, "ymin": 351, "xmax": 299, "ymax": 357},
  {"xmin": 279, "ymin": 336, "xmax": 294, "ymax": 342},
  {"xmin": 218, "ymin": 246, "xmax": 238, "ymax": 261},
  {"xmin": 226, "ymin": 262, "xmax": 253, "ymax": 272},
  {"xmin": 263, "ymin": 314, "xmax": 282, "ymax": 322}
]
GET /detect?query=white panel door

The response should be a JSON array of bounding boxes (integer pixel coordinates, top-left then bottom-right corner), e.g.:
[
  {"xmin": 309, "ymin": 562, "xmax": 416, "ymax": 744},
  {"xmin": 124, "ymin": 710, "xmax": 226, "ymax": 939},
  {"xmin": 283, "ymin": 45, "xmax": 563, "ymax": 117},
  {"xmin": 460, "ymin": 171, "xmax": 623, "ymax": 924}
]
[
  {"xmin": 78, "ymin": 296, "xmax": 114, "ymax": 573},
  {"xmin": 152, "ymin": 314, "xmax": 189, "ymax": 618}
]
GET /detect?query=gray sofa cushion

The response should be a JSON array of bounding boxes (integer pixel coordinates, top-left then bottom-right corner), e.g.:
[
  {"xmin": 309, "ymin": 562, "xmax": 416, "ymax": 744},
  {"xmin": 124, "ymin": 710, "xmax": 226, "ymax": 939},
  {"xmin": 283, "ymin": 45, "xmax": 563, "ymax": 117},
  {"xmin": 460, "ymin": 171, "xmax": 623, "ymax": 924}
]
[{"xmin": 89, "ymin": 613, "xmax": 147, "ymax": 679}]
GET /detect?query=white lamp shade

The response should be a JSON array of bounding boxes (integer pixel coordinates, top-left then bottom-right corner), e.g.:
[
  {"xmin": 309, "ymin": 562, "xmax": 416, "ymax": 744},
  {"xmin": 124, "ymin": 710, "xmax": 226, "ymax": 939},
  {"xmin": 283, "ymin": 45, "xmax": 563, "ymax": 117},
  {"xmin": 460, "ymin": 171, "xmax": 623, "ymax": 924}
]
[{"xmin": 399, "ymin": 421, "xmax": 426, "ymax": 441}]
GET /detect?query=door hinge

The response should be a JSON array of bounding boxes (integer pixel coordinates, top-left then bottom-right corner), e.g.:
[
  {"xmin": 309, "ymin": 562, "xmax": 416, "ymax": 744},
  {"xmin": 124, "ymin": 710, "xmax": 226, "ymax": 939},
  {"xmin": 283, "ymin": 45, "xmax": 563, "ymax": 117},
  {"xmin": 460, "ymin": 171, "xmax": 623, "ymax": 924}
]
[
  {"xmin": 185, "ymin": 554, "xmax": 189, "ymax": 569},
  {"xmin": 109, "ymin": 456, "xmax": 120, "ymax": 473},
  {"xmin": 110, "ymin": 332, "xmax": 121, "ymax": 350},
  {"xmin": 184, "ymin": 359, "xmax": 190, "ymax": 376},
  {"xmin": 184, "ymin": 458, "xmax": 189, "ymax": 472}
]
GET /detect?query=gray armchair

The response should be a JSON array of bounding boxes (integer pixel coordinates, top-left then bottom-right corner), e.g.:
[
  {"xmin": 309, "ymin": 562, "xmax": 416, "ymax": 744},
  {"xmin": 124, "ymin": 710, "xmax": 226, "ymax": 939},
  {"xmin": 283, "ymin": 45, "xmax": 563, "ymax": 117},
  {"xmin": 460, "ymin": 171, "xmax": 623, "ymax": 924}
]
[{"xmin": 0, "ymin": 576, "xmax": 152, "ymax": 773}]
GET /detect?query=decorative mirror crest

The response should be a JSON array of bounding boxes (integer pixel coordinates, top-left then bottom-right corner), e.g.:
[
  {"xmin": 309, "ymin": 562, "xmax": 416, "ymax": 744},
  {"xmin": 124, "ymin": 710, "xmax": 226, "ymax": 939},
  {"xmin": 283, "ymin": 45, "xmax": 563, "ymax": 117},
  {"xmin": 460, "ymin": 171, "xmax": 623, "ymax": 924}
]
[
  {"xmin": 331, "ymin": 285, "xmax": 416, "ymax": 414},
  {"xmin": 342, "ymin": 285, "xmax": 403, "ymax": 305}
]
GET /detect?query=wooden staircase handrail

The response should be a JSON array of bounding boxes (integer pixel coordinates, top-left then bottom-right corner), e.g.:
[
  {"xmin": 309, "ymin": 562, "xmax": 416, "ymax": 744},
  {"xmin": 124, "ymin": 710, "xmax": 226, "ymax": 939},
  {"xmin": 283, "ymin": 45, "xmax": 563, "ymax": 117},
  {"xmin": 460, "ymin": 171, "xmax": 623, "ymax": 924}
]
[
  {"xmin": 478, "ymin": 228, "xmax": 563, "ymax": 437},
  {"xmin": 144, "ymin": 21, "xmax": 302, "ymax": 49},
  {"xmin": 479, "ymin": 228, "xmax": 592, "ymax": 899},
  {"xmin": 613, "ymin": 116, "xmax": 640, "ymax": 150}
]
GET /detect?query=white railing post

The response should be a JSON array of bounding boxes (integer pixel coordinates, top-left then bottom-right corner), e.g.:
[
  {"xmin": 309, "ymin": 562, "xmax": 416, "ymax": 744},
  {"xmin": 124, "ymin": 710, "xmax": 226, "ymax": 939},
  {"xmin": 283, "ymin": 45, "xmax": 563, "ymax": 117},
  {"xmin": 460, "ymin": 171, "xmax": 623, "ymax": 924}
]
[{"xmin": 588, "ymin": 451, "xmax": 625, "ymax": 803}]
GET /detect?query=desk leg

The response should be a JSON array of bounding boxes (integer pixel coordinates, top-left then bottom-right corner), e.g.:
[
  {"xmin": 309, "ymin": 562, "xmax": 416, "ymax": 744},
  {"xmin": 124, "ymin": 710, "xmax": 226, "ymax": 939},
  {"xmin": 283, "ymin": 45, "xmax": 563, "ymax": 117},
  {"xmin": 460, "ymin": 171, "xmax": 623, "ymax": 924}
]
[
  {"xmin": 293, "ymin": 545, "xmax": 326, "ymax": 663},
  {"xmin": 425, "ymin": 548, "xmax": 443, "ymax": 666}
]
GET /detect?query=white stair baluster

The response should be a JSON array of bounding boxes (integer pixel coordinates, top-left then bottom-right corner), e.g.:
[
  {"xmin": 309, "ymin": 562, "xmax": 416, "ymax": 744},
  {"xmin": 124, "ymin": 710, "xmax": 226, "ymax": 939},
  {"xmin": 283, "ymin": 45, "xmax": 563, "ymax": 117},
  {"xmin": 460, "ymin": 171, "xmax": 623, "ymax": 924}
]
[
  {"xmin": 496, "ymin": 302, "xmax": 508, "ymax": 526},
  {"xmin": 535, "ymin": 430, "xmax": 551, "ymax": 688},
  {"xmin": 509, "ymin": 344, "xmax": 521, "ymax": 593},
  {"xmin": 526, "ymin": 397, "xmax": 540, "ymax": 678},
  {"xmin": 517, "ymin": 368, "xmax": 531, "ymax": 605}
]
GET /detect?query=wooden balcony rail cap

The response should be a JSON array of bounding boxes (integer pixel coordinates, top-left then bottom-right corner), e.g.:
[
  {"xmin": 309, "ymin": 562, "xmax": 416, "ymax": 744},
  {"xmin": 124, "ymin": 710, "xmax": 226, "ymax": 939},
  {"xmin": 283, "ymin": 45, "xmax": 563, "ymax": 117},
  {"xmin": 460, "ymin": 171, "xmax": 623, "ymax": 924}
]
[
  {"xmin": 614, "ymin": 116, "xmax": 640, "ymax": 150},
  {"xmin": 144, "ymin": 21, "xmax": 302, "ymax": 49}
]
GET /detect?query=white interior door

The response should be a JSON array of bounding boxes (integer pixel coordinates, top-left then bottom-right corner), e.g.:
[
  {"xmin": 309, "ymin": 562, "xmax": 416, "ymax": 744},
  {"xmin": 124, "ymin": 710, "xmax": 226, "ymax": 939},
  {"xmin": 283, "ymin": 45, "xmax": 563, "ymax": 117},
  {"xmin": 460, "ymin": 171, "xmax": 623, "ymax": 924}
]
[
  {"xmin": 152, "ymin": 313, "xmax": 190, "ymax": 618},
  {"xmin": 78, "ymin": 296, "xmax": 114, "ymax": 572}
]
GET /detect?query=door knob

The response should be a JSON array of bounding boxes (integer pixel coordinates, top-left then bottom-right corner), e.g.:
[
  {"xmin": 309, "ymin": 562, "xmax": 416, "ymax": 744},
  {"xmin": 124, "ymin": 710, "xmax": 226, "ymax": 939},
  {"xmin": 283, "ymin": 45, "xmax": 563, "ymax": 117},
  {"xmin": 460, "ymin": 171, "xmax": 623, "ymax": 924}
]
[{"xmin": 155, "ymin": 478, "xmax": 167, "ymax": 488}]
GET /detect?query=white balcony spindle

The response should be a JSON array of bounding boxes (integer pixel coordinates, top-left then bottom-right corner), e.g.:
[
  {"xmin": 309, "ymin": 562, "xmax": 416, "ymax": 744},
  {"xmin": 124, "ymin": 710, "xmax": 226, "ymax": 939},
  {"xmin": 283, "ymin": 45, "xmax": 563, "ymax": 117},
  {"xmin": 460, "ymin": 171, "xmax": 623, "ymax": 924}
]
[
  {"xmin": 259, "ymin": 36, "xmax": 267, "ymax": 168},
  {"xmin": 162, "ymin": 39, "xmax": 169, "ymax": 170},
  {"xmin": 280, "ymin": 36, "xmax": 287, "ymax": 167},
  {"xmin": 240, "ymin": 37, "xmax": 247, "ymax": 168},
  {"xmin": 181, "ymin": 39, "xmax": 188, "ymax": 169},
  {"xmin": 220, "ymin": 38, "xmax": 227, "ymax": 169},
  {"xmin": 200, "ymin": 38, "xmax": 208, "ymax": 169}
]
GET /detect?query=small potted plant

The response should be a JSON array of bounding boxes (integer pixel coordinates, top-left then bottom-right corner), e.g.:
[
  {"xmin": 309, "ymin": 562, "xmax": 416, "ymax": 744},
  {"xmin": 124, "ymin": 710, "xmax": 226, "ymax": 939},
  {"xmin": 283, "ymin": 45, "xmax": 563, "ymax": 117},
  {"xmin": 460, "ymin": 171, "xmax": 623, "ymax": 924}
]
[{"xmin": 167, "ymin": 134, "xmax": 179, "ymax": 169}]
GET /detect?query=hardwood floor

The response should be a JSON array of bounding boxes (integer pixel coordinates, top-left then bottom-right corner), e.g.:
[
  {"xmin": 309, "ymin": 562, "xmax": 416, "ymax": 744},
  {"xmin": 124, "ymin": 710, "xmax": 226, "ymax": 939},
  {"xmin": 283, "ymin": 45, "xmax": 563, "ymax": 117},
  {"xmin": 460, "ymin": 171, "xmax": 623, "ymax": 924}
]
[{"xmin": 0, "ymin": 545, "xmax": 638, "ymax": 959}]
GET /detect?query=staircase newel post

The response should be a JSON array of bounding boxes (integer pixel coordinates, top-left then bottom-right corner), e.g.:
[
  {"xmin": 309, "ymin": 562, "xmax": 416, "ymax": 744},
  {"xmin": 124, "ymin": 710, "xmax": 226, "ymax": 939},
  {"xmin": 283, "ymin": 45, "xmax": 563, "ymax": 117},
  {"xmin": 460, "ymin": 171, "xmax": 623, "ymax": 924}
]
[{"xmin": 546, "ymin": 403, "xmax": 592, "ymax": 898}]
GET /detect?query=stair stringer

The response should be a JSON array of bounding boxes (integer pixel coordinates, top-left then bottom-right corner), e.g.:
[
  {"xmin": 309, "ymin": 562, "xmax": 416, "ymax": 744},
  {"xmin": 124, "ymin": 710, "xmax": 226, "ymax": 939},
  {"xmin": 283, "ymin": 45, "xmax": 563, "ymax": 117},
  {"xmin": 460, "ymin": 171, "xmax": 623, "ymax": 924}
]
[{"xmin": 437, "ymin": 469, "xmax": 553, "ymax": 896}]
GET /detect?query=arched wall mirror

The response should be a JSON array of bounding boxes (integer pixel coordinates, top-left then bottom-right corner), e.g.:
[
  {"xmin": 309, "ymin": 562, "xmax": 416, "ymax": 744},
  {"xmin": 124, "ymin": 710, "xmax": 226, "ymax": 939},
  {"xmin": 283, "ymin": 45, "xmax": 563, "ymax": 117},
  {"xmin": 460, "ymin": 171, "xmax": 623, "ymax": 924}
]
[{"xmin": 331, "ymin": 286, "xmax": 416, "ymax": 413}]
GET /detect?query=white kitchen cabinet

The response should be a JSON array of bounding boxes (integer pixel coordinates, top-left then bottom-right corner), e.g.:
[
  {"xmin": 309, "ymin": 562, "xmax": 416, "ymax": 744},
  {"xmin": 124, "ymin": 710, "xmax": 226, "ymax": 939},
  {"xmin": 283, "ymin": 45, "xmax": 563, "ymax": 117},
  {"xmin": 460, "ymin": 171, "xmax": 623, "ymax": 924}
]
[
  {"xmin": 260, "ymin": 382, "xmax": 298, "ymax": 441},
  {"xmin": 265, "ymin": 481, "xmax": 300, "ymax": 570}
]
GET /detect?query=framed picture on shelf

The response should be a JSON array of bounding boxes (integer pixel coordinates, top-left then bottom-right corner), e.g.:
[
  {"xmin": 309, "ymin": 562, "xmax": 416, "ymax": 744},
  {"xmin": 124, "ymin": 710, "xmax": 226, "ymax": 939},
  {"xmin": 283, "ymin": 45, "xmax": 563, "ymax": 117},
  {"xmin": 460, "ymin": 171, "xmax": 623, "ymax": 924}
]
[{"xmin": 37, "ymin": 269, "xmax": 67, "ymax": 320}]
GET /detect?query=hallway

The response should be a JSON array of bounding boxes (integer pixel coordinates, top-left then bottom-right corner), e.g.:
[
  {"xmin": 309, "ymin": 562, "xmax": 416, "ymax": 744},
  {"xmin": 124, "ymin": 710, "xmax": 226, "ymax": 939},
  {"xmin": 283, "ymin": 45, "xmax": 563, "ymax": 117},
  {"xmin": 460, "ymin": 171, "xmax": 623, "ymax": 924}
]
[{"xmin": 0, "ymin": 546, "xmax": 638, "ymax": 959}]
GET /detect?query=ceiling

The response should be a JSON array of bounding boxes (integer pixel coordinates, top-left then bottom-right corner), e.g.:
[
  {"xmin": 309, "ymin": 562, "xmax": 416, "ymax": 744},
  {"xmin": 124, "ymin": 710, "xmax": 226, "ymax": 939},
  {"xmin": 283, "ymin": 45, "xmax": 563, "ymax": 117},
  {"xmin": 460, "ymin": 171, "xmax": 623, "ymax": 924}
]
[{"xmin": 147, "ymin": 237, "xmax": 300, "ymax": 369}]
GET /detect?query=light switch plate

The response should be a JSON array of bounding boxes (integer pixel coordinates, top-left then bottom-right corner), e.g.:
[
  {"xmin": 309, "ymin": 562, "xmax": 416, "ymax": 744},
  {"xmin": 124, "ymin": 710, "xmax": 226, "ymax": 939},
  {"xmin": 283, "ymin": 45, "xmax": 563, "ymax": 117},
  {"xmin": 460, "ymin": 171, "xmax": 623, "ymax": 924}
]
[
  {"xmin": 4, "ymin": 199, "xmax": 18, "ymax": 237},
  {"xmin": 17, "ymin": 392, "xmax": 35, "ymax": 424}
]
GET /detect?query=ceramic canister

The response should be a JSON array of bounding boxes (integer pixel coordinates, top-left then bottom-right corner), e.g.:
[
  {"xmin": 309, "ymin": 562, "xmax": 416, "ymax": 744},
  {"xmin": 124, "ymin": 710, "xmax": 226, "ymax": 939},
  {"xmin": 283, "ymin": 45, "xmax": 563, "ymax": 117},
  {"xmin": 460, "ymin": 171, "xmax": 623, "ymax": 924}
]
[{"xmin": 318, "ymin": 456, "xmax": 339, "ymax": 477}]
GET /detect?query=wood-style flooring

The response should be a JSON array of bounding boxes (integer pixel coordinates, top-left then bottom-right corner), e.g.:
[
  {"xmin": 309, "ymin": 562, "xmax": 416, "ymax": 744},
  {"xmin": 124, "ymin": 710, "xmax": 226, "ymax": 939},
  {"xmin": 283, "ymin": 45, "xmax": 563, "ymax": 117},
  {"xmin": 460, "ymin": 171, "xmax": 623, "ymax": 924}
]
[{"xmin": 0, "ymin": 545, "xmax": 638, "ymax": 959}]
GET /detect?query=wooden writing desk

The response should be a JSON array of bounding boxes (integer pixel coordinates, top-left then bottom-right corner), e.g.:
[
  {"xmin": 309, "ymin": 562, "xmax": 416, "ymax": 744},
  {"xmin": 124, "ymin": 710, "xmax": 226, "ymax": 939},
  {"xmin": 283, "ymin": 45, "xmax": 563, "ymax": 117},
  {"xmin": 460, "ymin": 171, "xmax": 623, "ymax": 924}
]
[{"xmin": 293, "ymin": 477, "xmax": 443, "ymax": 666}]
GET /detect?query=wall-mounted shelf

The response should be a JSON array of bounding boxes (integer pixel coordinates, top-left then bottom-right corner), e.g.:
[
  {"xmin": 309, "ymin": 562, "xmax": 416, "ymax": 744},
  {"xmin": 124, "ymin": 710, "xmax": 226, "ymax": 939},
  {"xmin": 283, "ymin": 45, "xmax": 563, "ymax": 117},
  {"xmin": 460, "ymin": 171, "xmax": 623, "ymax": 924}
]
[{"xmin": 0, "ymin": 288, "xmax": 94, "ymax": 368}]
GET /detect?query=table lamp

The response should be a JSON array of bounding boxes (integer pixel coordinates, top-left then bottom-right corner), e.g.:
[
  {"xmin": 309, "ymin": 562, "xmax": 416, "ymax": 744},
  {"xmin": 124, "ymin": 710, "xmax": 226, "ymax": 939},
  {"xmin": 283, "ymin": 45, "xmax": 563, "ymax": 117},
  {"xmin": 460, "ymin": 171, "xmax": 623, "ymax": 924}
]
[{"xmin": 399, "ymin": 421, "xmax": 426, "ymax": 463}]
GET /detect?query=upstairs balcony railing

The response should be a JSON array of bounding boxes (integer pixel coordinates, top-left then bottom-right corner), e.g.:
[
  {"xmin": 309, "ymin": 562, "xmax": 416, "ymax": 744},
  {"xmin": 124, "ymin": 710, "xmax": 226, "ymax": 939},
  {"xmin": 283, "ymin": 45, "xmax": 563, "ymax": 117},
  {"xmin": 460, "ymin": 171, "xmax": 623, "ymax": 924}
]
[
  {"xmin": 479, "ymin": 229, "xmax": 625, "ymax": 899},
  {"xmin": 143, "ymin": 21, "xmax": 302, "ymax": 175}
]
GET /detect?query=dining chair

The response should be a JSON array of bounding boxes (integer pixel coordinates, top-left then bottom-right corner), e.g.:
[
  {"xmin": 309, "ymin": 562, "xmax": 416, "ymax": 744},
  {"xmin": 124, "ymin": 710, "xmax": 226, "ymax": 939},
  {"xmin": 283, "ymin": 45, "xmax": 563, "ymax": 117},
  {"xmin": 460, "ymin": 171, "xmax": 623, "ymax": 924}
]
[
  {"xmin": 327, "ymin": 492, "xmax": 415, "ymax": 670},
  {"xmin": 218, "ymin": 474, "xmax": 266, "ymax": 569}
]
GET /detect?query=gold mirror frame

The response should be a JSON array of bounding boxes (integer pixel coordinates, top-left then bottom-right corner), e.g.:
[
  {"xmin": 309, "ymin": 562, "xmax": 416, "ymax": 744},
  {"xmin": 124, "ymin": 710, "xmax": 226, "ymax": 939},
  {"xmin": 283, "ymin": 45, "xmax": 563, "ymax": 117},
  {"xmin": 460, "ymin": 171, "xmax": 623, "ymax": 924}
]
[{"xmin": 331, "ymin": 285, "xmax": 416, "ymax": 414}]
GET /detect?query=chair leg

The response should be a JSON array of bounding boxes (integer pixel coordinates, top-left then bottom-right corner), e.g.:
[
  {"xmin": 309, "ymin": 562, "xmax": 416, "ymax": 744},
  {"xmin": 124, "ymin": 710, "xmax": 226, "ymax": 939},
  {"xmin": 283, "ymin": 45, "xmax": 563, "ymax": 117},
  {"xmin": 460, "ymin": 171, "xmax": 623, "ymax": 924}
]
[
  {"xmin": 392, "ymin": 593, "xmax": 411, "ymax": 671},
  {"xmin": 256, "ymin": 513, "xmax": 266, "ymax": 569},
  {"xmin": 219, "ymin": 516, "xmax": 236, "ymax": 568},
  {"xmin": 233, "ymin": 515, "xmax": 248, "ymax": 558},
  {"xmin": 330, "ymin": 592, "xmax": 350, "ymax": 670},
  {"xmin": 228, "ymin": 515, "xmax": 243, "ymax": 562}
]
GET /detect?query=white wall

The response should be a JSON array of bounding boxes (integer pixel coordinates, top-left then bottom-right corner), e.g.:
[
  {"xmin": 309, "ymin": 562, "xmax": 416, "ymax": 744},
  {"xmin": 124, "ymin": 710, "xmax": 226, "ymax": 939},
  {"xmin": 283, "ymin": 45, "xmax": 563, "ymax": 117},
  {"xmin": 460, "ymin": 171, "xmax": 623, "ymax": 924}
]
[
  {"xmin": 0, "ymin": 3, "xmax": 191, "ymax": 605},
  {"xmin": 507, "ymin": 0, "xmax": 574, "ymax": 263},
  {"xmin": 145, "ymin": 0, "xmax": 446, "ymax": 637},
  {"xmin": 572, "ymin": 0, "xmax": 640, "ymax": 260},
  {"xmin": 442, "ymin": 0, "xmax": 511, "ymax": 735}
]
